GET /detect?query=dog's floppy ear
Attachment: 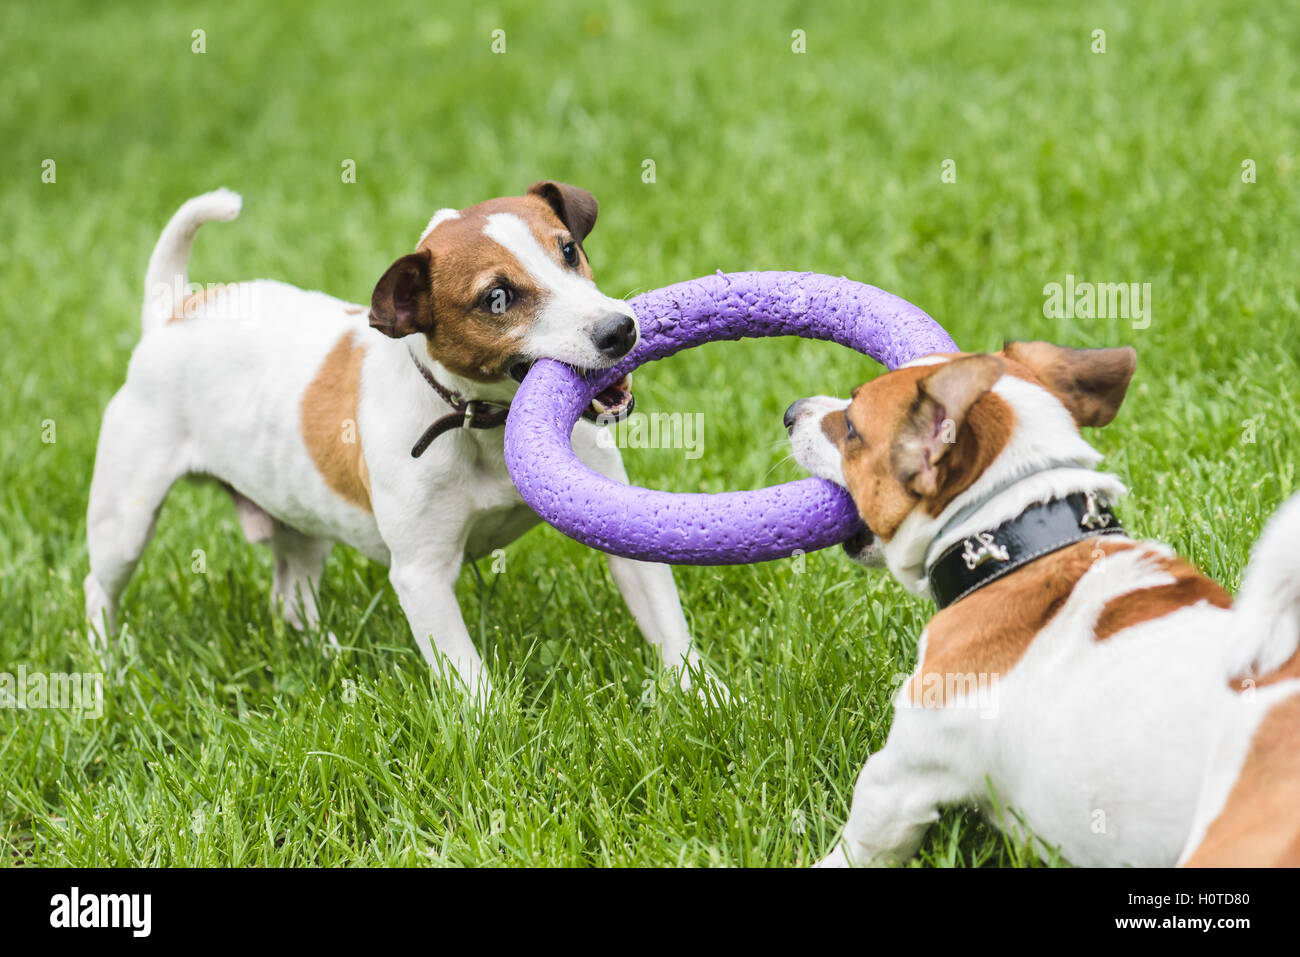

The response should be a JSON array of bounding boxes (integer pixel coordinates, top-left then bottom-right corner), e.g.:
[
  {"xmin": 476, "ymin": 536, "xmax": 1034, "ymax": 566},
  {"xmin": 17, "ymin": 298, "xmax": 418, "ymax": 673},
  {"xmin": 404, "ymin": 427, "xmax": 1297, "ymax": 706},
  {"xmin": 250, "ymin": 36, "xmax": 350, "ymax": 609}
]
[
  {"xmin": 370, "ymin": 250, "xmax": 432, "ymax": 338},
  {"xmin": 1002, "ymin": 341, "xmax": 1137, "ymax": 427},
  {"xmin": 528, "ymin": 180, "xmax": 598, "ymax": 244},
  {"xmin": 892, "ymin": 355, "xmax": 1005, "ymax": 498}
]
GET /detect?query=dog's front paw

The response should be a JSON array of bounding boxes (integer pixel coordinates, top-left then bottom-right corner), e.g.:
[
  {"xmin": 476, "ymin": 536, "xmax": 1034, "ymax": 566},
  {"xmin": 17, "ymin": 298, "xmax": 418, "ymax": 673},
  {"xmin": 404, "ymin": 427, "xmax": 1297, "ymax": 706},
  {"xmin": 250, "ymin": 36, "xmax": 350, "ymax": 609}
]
[
  {"xmin": 813, "ymin": 844, "xmax": 851, "ymax": 868},
  {"xmin": 677, "ymin": 664, "xmax": 740, "ymax": 707}
]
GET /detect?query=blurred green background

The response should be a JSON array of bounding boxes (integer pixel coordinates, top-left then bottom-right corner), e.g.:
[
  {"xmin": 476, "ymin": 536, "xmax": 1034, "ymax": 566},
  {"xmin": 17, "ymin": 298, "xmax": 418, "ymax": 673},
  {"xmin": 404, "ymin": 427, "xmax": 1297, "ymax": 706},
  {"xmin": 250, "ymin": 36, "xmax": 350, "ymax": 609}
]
[{"xmin": 1, "ymin": 0, "xmax": 1297, "ymax": 866}]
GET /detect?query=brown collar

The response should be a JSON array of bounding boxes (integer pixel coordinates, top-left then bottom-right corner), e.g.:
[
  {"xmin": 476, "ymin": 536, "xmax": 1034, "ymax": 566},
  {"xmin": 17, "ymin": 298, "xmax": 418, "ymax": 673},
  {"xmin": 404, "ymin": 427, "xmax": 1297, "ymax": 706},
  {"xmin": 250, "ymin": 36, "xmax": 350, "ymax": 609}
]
[{"xmin": 408, "ymin": 352, "xmax": 510, "ymax": 458}]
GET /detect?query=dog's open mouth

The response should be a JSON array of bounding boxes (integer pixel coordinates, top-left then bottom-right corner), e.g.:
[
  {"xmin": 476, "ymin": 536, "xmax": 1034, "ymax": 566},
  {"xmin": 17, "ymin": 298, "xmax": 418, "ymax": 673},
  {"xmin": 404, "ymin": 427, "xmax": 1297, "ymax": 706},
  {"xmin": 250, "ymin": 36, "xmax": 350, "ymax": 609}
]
[
  {"xmin": 510, "ymin": 362, "xmax": 635, "ymax": 422},
  {"xmin": 588, "ymin": 374, "xmax": 635, "ymax": 419}
]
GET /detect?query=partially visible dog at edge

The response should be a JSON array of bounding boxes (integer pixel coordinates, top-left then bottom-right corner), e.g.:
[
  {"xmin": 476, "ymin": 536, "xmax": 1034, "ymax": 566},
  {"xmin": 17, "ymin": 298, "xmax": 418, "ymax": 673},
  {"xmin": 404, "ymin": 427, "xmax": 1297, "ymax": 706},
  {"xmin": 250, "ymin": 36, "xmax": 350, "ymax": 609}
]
[
  {"xmin": 786, "ymin": 343, "xmax": 1300, "ymax": 866},
  {"xmin": 85, "ymin": 183, "xmax": 728, "ymax": 703}
]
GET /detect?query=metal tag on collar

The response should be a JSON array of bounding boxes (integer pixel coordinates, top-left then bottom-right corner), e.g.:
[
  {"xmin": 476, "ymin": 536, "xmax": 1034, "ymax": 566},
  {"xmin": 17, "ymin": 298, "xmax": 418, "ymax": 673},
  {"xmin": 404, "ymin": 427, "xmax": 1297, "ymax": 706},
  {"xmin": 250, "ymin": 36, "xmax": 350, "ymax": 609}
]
[
  {"xmin": 1080, "ymin": 492, "xmax": 1112, "ymax": 530},
  {"xmin": 462, "ymin": 401, "xmax": 479, "ymax": 429},
  {"xmin": 961, "ymin": 531, "xmax": 1010, "ymax": 570}
]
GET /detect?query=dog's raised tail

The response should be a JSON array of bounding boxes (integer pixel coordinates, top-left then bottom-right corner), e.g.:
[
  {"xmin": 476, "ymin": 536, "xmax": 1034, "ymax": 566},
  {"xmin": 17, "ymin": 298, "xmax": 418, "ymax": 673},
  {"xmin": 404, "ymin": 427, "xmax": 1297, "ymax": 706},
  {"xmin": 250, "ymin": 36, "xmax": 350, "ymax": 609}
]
[
  {"xmin": 141, "ymin": 188, "xmax": 242, "ymax": 335},
  {"xmin": 1225, "ymin": 492, "xmax": 1300, "ymax": 679}
]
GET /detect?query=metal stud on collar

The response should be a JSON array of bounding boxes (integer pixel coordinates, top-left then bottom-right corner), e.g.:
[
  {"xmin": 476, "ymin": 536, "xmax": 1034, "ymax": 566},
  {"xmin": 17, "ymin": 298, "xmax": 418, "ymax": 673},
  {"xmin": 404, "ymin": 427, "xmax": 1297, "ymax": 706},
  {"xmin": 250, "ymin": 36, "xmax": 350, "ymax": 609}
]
[
  {"xmin": 961, "ymin": 532, "xmax": 1011, "ymax": 570},
  {"xmin": 1080, "ymin": 492, "xmax": 1113, "ymax": 530}
]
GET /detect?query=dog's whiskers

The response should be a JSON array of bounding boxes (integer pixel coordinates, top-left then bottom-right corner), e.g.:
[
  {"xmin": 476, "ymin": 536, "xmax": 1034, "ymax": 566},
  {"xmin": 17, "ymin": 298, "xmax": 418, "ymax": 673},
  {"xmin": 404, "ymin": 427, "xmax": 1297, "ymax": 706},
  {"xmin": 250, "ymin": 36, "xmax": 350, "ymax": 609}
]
[{"xmin": 764, "ymin": 451, "xmax": 797, "ymax": 480}]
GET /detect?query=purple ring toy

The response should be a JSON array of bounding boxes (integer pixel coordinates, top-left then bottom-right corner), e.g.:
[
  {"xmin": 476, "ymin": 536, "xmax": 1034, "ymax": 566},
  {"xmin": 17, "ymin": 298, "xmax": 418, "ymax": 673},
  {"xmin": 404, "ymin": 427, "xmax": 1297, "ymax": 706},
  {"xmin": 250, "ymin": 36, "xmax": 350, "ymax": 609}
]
[{"xmin": 504, "ymin": 271, "xmax": 957, "ymax": 565}]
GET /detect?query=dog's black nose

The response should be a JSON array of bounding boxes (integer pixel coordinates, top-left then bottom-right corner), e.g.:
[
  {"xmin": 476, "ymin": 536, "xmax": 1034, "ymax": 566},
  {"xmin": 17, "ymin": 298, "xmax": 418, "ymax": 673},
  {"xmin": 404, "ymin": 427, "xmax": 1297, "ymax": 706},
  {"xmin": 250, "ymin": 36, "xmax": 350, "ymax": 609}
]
[
  {"xmin": 784, "ymin": 399, "xmax": 807, "ymax": 433},
  {"xmin": 592, "ymin": 313, "xmax": 637, "ymax": 359}
]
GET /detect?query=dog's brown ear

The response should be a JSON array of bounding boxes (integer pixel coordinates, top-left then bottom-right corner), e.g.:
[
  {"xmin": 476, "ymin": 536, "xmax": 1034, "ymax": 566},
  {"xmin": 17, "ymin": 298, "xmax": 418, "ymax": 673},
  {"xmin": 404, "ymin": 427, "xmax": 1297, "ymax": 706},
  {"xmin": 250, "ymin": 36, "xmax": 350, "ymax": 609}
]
[
  {"xmin": 892, "ymin": 355, "xmax": 1005, "ymax": 498},
  {"xmin": 1002, "ymin": 341, "xmax": 1137, "ymax": 427},
  {"xmin": 370, "ymin": 250, "xmax": 432, "ymax": 338},
  {"xmin": 528, "ymin": 180, "xmax": 598, "ymax": 243}
]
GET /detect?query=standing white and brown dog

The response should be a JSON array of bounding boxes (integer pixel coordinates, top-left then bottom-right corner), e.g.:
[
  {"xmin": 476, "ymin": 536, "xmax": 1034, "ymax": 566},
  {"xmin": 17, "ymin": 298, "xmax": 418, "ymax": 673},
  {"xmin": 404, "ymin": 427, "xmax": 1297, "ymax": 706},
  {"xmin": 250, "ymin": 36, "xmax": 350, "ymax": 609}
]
[
  {"xmin": 786, "ymin": 343, "xmax": 1300, "ymax": 866},
  {"xmin": 86, "ymin": 182, "xmax": 719, "ymax": 699}
]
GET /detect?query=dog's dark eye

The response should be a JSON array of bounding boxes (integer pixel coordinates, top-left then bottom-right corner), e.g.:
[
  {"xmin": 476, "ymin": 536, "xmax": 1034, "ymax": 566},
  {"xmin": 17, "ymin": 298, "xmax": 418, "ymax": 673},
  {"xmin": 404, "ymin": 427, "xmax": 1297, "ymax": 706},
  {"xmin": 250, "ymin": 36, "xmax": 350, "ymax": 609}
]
[
  {"xmin": 844, "ymin": 409, "xmax": 859, "ymax": 440},
  {"xmin": 483, "ymin": 285, "xmax": 515, "ymax": 314},
  {"xmin": 560, "ymin": 241, "xmax": 579, "ymax": 268}
]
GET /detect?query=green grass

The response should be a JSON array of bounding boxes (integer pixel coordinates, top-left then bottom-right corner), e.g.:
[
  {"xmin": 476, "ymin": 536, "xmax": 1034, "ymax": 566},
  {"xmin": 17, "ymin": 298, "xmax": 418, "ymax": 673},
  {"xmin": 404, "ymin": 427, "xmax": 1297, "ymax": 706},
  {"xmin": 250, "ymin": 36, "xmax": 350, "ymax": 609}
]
[{"xmin": 1, "ymin": 0, "xmax": 1297, "ymax": 866}]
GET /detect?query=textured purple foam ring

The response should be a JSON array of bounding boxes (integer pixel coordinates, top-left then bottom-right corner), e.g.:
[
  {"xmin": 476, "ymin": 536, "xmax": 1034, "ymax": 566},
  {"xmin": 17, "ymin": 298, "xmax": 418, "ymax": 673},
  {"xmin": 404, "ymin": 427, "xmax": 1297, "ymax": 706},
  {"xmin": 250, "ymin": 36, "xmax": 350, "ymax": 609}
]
[{"xmin": 504, "ymin": 271, "xmax": 958, "ymax": 565}]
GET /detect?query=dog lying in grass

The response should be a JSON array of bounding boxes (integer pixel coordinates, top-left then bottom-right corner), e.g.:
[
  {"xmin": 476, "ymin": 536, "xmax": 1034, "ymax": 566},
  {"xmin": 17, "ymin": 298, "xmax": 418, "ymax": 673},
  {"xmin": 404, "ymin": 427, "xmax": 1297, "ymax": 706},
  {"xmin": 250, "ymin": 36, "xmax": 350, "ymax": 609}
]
[{"xmin": 786, "ymin": 342, "xmax": 1300, "ymax": 866}]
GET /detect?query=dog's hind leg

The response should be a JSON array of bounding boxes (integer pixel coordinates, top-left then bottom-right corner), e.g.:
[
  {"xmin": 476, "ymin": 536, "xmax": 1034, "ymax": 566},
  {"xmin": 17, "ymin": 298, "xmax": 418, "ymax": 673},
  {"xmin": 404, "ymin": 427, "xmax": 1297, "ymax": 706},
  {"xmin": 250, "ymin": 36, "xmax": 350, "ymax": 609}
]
[
  {"xmin": 223, "ymin": 489, "xmax": 335, "ymax": 649},
  {"xmin": 269, "ymin": 524, "xmax": 333, "ymax": 637},
  {"xmin": 84, "ymin": 390, "xmax": 185, "ymax": 648}
]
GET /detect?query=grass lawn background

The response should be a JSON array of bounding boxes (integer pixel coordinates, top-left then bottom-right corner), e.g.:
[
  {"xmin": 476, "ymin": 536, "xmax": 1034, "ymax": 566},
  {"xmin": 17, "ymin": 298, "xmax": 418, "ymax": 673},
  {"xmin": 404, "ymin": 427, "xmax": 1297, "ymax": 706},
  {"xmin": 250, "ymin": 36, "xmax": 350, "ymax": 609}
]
[{"xmin": 1, "ymin": 0, "xmax": 1296, "ymax": 865}]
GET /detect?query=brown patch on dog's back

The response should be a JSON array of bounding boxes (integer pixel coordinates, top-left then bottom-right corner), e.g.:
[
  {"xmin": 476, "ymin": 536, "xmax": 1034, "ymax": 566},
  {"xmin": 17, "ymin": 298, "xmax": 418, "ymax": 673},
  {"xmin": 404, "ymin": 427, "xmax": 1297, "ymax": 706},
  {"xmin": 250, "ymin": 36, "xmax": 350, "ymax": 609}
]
[
  {"xmin": 301, "ymin": 331, "xmax": 371, "ymax": 511},
  {"xmin": 1180, "ymin": 692, "xmax": 1300, "ymax": 867},
  {"xmin": 1093, "ymin": 557, "xmax": 1232, "ymax": 641},
  {"xmin": 908, "ymin": 539, "xmax": 1137, "ymax": 706},
  {"xmin": 1231, "ymin": 646, "xmax": 1300, "ymax": 692}
]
